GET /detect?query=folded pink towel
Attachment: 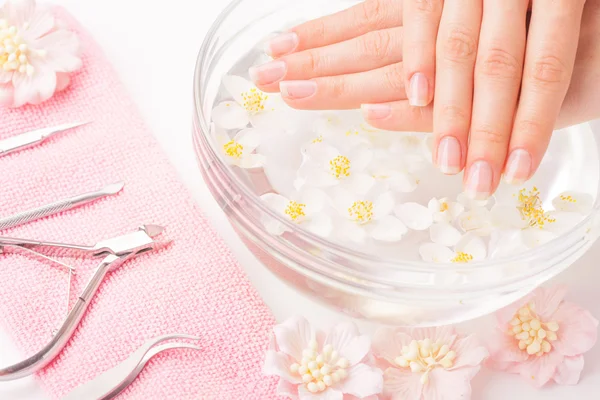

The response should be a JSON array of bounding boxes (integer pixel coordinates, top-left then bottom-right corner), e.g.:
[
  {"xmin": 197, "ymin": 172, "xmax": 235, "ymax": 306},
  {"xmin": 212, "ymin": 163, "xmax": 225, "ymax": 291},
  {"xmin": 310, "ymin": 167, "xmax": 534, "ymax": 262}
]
[{"xmin": 0, "ymin": 7, "xmax": 279, "ymax": 399}]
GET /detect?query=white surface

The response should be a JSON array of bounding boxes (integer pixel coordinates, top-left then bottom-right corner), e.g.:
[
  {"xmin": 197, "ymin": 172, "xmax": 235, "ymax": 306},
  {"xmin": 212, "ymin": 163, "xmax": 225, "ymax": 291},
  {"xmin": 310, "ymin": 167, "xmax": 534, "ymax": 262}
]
[{"xmin": 0, "ymin": 0, "xmax": 598, "ymax": 398}]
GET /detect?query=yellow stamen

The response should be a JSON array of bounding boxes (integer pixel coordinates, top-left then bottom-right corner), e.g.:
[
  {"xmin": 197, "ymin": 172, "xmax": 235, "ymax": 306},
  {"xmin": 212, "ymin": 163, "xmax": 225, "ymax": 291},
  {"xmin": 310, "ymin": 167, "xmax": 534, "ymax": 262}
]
[
  {"xmin": 285, "ymin": 201, "xmax": 306, "ymax": 222},
  {"xmin": 241, "ymin": 88, "xmax": 268, "ymax": 114},
  {"xmin": 223, "ymin": 140, "xmax": 243, "ymax": 158},
  {"xmin": 451, "ymin": 252, "xmax": 473, "ymax": 263},
  {"xmin": 329, "ymin": 156, "xmax": 351, "ymax": 179},
  {"xmin": 439, "ymin": 202, "xmax": 449, "ymax": 212},
  {"xmin": 312, "ymin": 135, "xmax": 323, "ymax": 144},
  {"xmin": 560, "ymin": 194, "xmax": 577, "ymax": 203},
  {"xmin": 345, "ymin": 129, "xmax": 359, "ymax": 136},
  {"xmin": 508, "ymin": 304, "xmax": 559, "ymax": 357},
  {"xmin": 348, "ymin": 201, "xmax": 373, "ymax": 223},
  {"xmin": 517, "ymin": 187, "xmax": 555, "ymax": 228}
]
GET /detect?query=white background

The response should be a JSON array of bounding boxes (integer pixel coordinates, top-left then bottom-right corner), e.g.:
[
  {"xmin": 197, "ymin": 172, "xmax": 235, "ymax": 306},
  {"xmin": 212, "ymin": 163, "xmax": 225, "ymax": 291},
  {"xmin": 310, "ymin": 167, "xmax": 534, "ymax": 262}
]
[{"xmin": 0, "ymin": 0, "xmax": 599, "ymax": 398}]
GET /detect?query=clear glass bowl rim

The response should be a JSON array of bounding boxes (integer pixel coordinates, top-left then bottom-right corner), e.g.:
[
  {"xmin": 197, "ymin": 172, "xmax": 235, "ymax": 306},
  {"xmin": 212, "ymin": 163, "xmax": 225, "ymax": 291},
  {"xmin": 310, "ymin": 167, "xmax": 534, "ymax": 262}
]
[{"xmin": 193, "ymin": 0, "xmax": 600, "ymax": 274}]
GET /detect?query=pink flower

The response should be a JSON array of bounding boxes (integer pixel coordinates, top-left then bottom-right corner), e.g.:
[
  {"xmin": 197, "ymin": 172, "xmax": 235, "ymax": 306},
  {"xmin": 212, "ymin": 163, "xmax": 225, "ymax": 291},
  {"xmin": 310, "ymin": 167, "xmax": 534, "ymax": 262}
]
[
  {"xmin": 0, "ymin": 0, "xmax": 81, "ymax": 107},
  {"xmin": 488, "ymin": 285, "xmax": 598, "ymax": 387},
  {"xmin": 372, "ymin": 326, "xmax": 488, "ymax": 400},
  {"xmin": 264, "ymin": 316, "xmax": 383, "ymax": 399}
]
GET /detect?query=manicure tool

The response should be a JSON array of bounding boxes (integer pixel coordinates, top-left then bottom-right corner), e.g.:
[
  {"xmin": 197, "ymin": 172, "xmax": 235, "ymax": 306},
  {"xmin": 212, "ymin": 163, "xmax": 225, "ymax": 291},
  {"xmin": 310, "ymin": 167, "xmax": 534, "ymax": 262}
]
[
  {"xmin": 0, "ymin": 225, "xmax": 167, "ymax": 381},
  {"xmin": 0, "ymin": 122, "xmax": 90, "ymax": 158},
  {"xmin": 0, "ymin": 182, "xmax": 125, "ymax": 231},
  {"xmin": 62, "ymin": 334, "xmax": 202, "ymax": 400}
]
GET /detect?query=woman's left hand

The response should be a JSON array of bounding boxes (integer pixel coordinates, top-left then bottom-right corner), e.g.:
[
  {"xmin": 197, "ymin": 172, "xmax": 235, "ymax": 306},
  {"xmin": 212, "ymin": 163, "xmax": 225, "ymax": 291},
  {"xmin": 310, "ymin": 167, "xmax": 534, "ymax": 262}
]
[{"xmin": 249, "ymin": 0, "xmax": 595, "ymax": 199}]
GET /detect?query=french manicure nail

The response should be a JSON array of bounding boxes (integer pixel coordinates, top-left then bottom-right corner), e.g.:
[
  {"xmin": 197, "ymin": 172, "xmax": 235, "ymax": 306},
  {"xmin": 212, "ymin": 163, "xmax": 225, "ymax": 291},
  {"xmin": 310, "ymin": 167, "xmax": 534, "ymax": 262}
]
[
  {"xmin": 249, "ymin": 60, "xmax": 287, "ymax": 85},
  {"xmin": 361, "ymin": 104, "xmax": 391, "ymax": 120},
  {"xmin": 264, "ymin": 32, "xmax": 299, "ymax": 56},
  {"xmin": 280, "ymin": 81, "xmax": 317, "ymax": 100},
  {"xmin": 465, "ymin": 160, "xmax": 493, "ymax": 200},
  {"xmin": 504, "ymin": 149, "xmax": 532, "ymax": 184},
  {"xmin": 408, "ymin": 73, "xmax": 429, "ymax": 107},
  {"xmin": 437, "ymin": 136, "xmax": 461, "ymax": 174}
]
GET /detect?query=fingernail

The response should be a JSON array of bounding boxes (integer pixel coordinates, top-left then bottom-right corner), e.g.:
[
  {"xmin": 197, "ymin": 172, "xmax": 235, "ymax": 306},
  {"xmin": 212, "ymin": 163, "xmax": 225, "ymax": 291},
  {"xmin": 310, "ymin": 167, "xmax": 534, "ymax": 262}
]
[
  {"xmin": 361, "ymin": 104, "xmax": 391, "ymax": 120},
  {"xmin": 504, "ymin": 149, "xmax": 532, "ymax": 184},
  {"xmin": 280, "ymin": 81, "xmax": 317, "ymax": 100},
  {"xmin": 436, "ymin": 136, "xmax": 461, "ymax": 174},
  {"xmin": 249, "ymin": 60, "xmax": 287, "ymax": 85},
  {"xmin": 465, "ymin": 160, "xmax": 493, "ymax": 200},
  {"xmin": 264, "ymin": 32, "xmax": 299, "ymax": 56},
  {"xmin": 408, "ymin": 73, "xmax": 429, "ymax": 107}
]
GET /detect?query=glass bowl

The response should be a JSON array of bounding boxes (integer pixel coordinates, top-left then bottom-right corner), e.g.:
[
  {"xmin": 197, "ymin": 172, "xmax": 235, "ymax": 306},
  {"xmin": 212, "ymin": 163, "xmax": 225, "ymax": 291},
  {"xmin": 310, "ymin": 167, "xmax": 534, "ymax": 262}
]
[{"xmin": 192, "ymin": 0, "xmax": 600, "ymax": 326}]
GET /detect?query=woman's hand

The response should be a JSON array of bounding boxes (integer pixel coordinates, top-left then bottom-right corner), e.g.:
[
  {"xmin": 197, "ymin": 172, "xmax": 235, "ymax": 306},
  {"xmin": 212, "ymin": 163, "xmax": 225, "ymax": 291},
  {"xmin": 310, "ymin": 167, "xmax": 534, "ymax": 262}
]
[{"xmin": 249, "ymin": 0, "xmax": 600, "ymax": 199}]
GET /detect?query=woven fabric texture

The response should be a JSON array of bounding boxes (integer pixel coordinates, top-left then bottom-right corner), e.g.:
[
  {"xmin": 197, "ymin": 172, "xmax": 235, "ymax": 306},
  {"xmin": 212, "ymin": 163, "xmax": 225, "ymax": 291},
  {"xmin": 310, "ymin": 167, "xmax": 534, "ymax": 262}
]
[{"xmin": 0, "ymin": 7, "xmax": 279, "ymax": 399}]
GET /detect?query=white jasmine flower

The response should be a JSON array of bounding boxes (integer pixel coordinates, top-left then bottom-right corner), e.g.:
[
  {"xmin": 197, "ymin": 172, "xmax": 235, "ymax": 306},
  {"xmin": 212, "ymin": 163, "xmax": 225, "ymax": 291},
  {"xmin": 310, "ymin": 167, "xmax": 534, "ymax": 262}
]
[
  {"xmin": 260, "ymin": 188, "xmax": 333, "ymax": 237},
  {"xmin": 429, "ymin": 222, "xmax": 463, "ymax": 247},
  {"xmin": 311, "ymin": 112, "xmax": 371, "ymax": 151},
  {"xmin": 457, "ymin": 206, "xmax": 493, "ymax": 236},
  {"xmin": 551, "ymin": 191, "xmax": 594, "ymax": 214},
  {"xmin": 296, "ymin": 142, "xmax": 375, "ymax": 195},
  {"xmin": 369, "ymin": 150, "xmax": 421, "ymax": 193},
  {"xmin": 212, "ymin": 124, "xmax": 265, "ymax": 169},
  {"xmin": 419, "ymin": 233, "xmax": 487, "ymax": 263},
  {"xmin": 427, "ymin": 197, "xmax": 465, "ymax": 224},
  {"xmin": 212, "ymin": 75, "xmax": 286, "ymax": 129},
  {"xmin": 332, "ymin": 186, "xmax": 407, "ymax": 243}
]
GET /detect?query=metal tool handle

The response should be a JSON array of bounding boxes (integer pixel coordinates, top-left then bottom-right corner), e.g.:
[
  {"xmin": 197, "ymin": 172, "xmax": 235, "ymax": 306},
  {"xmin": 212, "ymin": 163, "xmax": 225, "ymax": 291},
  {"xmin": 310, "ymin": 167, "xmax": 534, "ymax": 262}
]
[
  {"xmin": 61, "ymin": 334, "xmax": 201, "ymax": 400},
  {"xmin": 0, "ymin": 199, "xmax": 76, "ymax": 231}
]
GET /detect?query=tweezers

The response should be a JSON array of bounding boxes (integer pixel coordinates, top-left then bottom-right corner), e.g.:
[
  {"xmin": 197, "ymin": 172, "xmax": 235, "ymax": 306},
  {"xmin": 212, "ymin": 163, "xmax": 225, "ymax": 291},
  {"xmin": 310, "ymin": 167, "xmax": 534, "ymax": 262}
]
[
  {"xmin": 0, "ymin": 122, "xmax": 89, "ymax": 157},
  {"xmin": 62, "ymin": 334, "xmax": 202, "ymax": 400}
]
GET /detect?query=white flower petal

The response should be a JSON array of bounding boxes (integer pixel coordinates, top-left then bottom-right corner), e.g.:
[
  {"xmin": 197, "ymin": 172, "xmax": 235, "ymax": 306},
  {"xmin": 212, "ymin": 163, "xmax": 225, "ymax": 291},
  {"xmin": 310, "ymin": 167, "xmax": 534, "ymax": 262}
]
[
  {"xmin": 490, "ymin": 204, "xmax": 527, "ymax": 229},
  {"xmin": 331, "ymin": 187, "xmax": 355, "ymax": 215},
  {"xmin": 261, "ymin": 193, "xmax": 289, "ymax": 214},
  {"xmin": 298, "ymin": 386, "xmax": 344, "ymax": 400},
  {"xmin": 454, "ymin": 233, "xmax": 487, "ymax": 260},
  {"xmin": 249, "ymin": 108, "xmax": 286, "ymax": 128},
  {"xmin": 31, "ymin": 30, "xmax": 81, "ymax": 72},
  {"xmin": 264, "ymin": 350, "xmax": 301, "ymax": 383},
  {"xmin": 222, "ymin": 75, "xmax": 254, "ymax": 105},
  {"xmin": 305, "ymin": 142, "xmax": 340, "ymax": 163},
  {"xmin": 304, "ymin": 213, "xmax": 333, "ymax": 237},
  {"xmin": 388, "ymin": 172, "xmax": 419, "ymax": 193},
  {"xmin": 427, "ymin": 198, "xmax": 441, "ymax": 213},
  {"xmin": 299, "ymin": 187, "xmax": 329, "ymax": 214},
  {"xmin": 238, "ymin": 153, "xmax": 265, "ymax": 169},
  {"xmin": 234, "ymin": 127, "xmax": 263, "ymax": 150},
  {"xmin": 343, "ymin": 173, "xmax": 376, "ymax": 196},
  {"xmin": 457, "ymin": 192, "xmax": 488, "ymax": 209},
  {"xmin": 212, "ymin": 101, "xmax": 249, "ymax": 129},
  {"xmin": 4, "ymin": 0, "xmax": 35, "ymax": 28},
  {"xmin": 395, "ymin": 202, "xmax": 433, "ymax": 231},
  {"xmin": 457, "ymin": 206, "xmax": 493, "ymax": 236},
  {"xmin": 520, "ymin": 228, "xmax": 557, "ymax": 248},
  {"xmin": 419, "ymin": 242, "xmax": 454, "ymax": 263},
  {"xmin": 370, "ymin": 215, "xmax": 407, "ymax": 242},
  {"xmin": 324, "ymin": 322, "xmax": 369, "ymax": 365},
  {"xmin": 488, "ymin": 230, "xmax": 529, "ymax": 258},
  {"xmin": 348, "ymin": 146, "xmax": 373, "ymax": 172},
  {"xmin": 22, "ymin": 8, "xmax": 54, "ymax": 39},
  {"xmin": 0, "ymin": 69, "xmax": 13, "ymax": 84},
  {"xmin": 543, "ymin": 211, "xmax": 583, "ymax": 234},
  {"xmin": 12, "ymin": 65, "xmax": 56, "ymax": 106},
  {"xmin": 341, "ymin": 220, "xmax": 368, "ymax": 243},
  {"xmin": 338, "ymin": 363, "xmax": 383, "ymax": 398},
  {"xmin": 430, "ymin": 223, "xmax": 462, "ymax": 247},
  {"xmin": 373, "ymin": 191, "xmax": 395, "ymax": 219},
  {"xmin": 552, "ymin": 191, "xmax": 594, "ymax": 214},
  {"xmin": 448, "ymin": 202, "xmax": 465, "ymax": 218}
]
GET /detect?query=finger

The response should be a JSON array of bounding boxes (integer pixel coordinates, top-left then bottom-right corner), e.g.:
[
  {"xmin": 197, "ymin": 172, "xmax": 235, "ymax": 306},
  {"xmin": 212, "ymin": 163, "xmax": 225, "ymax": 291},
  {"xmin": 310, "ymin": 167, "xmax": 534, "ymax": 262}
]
[
  {"xmin": 504, "ymin": 0, "xmax": 585, "ymax": 185},
  {"xmin": 402, "ymin": 0, "xmax": 443, "ymax": 107},
  {"xmin": 265, "ymin": 0, "xmax": 403, "ymax": 58},
  {"xmin": 361, "ymin": 100, "xmax": 433, "ymax": 132},
  {"xmin": 463, "ymin": 0, "xmax": 528, "ymax": 200},
  {"xmin": 279, "ymin": 62, "xmax": 407, "ymax": 110},
  {"xmin": 432, "ymin": 0, "xmax": 482, "ymax": 174},
  {"xmin": 251, "ymin": 27, "xmax": 403, "ymax": 92}
]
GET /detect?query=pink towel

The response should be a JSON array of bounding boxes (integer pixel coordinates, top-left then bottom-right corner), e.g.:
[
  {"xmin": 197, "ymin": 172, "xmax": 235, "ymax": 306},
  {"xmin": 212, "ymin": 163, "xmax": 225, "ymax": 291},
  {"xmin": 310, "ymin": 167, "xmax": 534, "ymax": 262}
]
[{"xmin": 0, "ymin": 6, "xmax": 279, "ymax": 399}]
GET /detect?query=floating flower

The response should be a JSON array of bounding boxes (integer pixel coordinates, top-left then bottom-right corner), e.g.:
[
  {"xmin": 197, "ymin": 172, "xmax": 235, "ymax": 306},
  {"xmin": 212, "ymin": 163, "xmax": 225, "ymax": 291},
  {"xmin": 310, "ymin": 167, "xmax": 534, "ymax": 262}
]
[
  {"xmin": 490, "ymin": 187, "xmax": 584, "ymax": 247},
  {"xmin": 212, "ymin": 75, "xmax": 287, "ymax": 129},
  {"xmin": 456, "ymin": 206, "xmax": 493, "ymax": 236},
  {"xmin": 395, "ymin": 202, "xmax": 433, "ymax": 231},
  {"xmin": 260, "ymin": 188, "xmax": 333, "ymax": 237},
  {"xmin": 373, "ymin": 326, "xmax": 488, "ymax": 399},
  {"xmin": 312, "ymin": 112, "xmax": 371, "ymax": 150},
  {"xmin": 488, "ymin": 285, "xmax": 598, "ymax": 387},
  {"xmin": 332, "ymin": 185, "xmax": 407, "ymax": 243},
  {"xmin": 264, "ymin": 316, "xmax": 383, "ymax": 399},
  {"xmin": 369, "ymin": 150, "xmax": 421, "ymax": 194},
  {"xmin": 0, "ymin": 0, "xmax": 81, "ymax": 107},
  {"xmin": 296, "ymin": 142, "xmax": 375, "ymax": 196},
  {"xmin": 551, "ymin": 190, "xmax": 593, "ymax": 214},
  {"xmin": 212, "ymin": 124, "xmax": 265, "ymax": 169},
  {"xmin": 427, "ymin": 197, "xmax": 465, "ymax": 224},
  {"xmin": 419, "ymin": 232, "xmax": 487, "ymax": 263}
]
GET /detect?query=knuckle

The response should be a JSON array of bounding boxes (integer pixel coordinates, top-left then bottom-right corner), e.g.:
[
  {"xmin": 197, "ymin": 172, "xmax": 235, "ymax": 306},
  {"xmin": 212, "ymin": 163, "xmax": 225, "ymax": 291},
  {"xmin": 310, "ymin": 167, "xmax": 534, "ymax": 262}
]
[
  {"xmin": 441, "ymin": 26, "xmax": 477, "ymax": 63},
  {"xmin": 360, "ymin": 30, "xmax": 393, "ymax": 61},
  {"xmin": 383, "ymin": 63, "xmax": 405, "ymax": 93},
  {"xmin": 439, "ymin": 105, "xmax": 469, "ymax": 125},
  {"xmin": 329, "ymin": 76, "xmax": 348, "ymax": 99},
  {"xmin": 477, "ymin": 48, "xmax": 522, "ymax": 81},
  {"xmin": 529, "ymin": 55, "xmax": 569, "ymax": 86},
  {"xmin": 412, "ymin": 0, "xmax": 439, "ymax": 13},
  {"xmin": 357, "ymin": 0, "xmax": 383, "ymax": 25},
  {"xmin": 304, "ymin": 51, "xmax": 319, "ymax": 74},
  {"xmin": 471, "ymin": 126, "xmax": 508, "ymax": 146},
  {"xmin": 516, "ymin": 119, "xmax": 545, "ymax": 139}
]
